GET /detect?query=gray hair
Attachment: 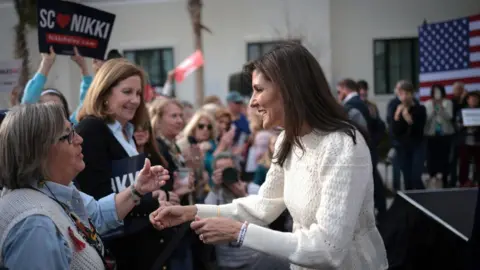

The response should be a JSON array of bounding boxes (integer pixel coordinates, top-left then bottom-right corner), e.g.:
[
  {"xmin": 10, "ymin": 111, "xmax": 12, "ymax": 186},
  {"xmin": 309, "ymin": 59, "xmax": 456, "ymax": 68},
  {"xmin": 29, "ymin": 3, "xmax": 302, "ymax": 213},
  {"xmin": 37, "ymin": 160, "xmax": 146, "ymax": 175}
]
[
  {"xmin": 213, "ymin": 152, "xmax": 236, "ymax": 170},
  {"xmin": 0, "ymin": 103, "xmax": 66, "ymax": 189}
]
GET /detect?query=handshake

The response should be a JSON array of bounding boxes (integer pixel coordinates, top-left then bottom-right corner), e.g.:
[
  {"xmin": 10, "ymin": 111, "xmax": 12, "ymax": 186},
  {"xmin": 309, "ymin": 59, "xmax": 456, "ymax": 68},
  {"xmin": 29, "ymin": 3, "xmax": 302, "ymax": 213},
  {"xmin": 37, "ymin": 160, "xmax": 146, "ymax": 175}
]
[{"xmin": 149, "ymin": 205, "xmax": 244, "ymax": 245}]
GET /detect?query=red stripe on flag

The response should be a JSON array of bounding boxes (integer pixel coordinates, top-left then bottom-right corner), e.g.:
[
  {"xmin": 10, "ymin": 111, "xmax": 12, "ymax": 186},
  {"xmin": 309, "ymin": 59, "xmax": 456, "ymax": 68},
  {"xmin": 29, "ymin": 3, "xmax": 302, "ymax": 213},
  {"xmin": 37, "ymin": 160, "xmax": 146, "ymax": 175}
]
[
  {"xmin": 420, "ymin": 93, "xmax": 455, "ymax": 102},
  {"xmin": 471, "ymin": 45, "xmax": 480, "ymax": 53},
  {"xmin": 470, "ymin": 14, "xmax": 480, "ymax": 22},
  {"xmin": 471, "ymin": 29, "xmax": 480, "ymax": 37},
  {"xmin": 420, "ymin": 77, "xmax": 480, "ymax": 88},
  {"xmin": 472, "ymin": 62, "xmax": 480, "ymax": 68}
]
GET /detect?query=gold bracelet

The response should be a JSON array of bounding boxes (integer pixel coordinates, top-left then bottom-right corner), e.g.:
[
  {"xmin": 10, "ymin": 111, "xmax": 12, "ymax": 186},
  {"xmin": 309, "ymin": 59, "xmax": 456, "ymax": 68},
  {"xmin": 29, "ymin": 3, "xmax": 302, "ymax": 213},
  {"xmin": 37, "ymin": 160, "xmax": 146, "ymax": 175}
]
[{"xmin": 217, "ymin": 206, "xmax": 220, "ymax": 217}]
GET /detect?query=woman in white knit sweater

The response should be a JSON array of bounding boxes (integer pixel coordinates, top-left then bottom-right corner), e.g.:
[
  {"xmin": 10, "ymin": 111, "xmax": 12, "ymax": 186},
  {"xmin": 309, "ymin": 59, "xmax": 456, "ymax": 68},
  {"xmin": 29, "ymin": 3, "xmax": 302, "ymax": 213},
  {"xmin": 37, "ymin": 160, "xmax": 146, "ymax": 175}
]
[{"xmin": 150, "ymin": 42, "xmax": 388, "ymax": 270}]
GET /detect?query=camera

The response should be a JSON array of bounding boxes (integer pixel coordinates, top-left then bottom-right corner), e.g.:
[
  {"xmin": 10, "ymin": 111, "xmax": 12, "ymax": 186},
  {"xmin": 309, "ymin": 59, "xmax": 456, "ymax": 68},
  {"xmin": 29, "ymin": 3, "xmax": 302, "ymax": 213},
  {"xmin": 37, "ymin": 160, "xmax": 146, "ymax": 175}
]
[
  {"xmin": 188, "ymin": 136, "xmax": 198, "ymax": 145},
  {"xmin": 221, "ymin": 167, "xmax": 238, "ymax": 185}
]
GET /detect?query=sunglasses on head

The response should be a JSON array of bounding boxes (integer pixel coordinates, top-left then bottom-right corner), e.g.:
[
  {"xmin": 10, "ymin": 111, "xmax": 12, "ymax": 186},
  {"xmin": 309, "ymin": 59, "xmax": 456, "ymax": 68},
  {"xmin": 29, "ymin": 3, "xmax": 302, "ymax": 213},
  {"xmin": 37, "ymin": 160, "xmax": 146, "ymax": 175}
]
[
  {"xmin": 198, "ymin": 123, "xmax": 213, "ymax": 130},
  {"xmin": 59, "ymin": 123, "xmax": 76, "ymax": 144}
]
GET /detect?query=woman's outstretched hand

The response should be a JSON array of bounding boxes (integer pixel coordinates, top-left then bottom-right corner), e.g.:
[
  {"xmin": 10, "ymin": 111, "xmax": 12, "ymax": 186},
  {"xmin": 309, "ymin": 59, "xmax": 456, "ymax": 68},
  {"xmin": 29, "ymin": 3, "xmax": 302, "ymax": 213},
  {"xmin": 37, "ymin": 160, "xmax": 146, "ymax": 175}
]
[
  {"xmin": 191, "ymin": 217, "xmax": 243, "ymax": 244},
  {"xmin": 134, "ymin": 158, "xmax": 169, "ymax": 195},
  {"xmin": 149, "ymin": 205, "xmax": 197, "ymax": 230}
]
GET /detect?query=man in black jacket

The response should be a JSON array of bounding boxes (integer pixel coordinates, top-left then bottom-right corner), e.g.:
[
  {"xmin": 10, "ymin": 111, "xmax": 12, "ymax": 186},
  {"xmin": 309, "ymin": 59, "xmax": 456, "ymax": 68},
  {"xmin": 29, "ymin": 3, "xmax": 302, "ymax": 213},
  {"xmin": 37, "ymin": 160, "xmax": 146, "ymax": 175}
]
[{"xmin": 337, "ymin": 78, "xmax": 387, "ymax": 221}]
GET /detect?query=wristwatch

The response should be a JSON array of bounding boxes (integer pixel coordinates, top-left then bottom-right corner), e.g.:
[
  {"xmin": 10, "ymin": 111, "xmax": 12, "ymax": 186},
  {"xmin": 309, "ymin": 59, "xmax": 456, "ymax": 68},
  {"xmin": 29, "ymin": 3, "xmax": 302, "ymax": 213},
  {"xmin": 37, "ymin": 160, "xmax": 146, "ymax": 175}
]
[{"xmin": 130, "ymin": 185, "xmax": 143, "ymax": 205}]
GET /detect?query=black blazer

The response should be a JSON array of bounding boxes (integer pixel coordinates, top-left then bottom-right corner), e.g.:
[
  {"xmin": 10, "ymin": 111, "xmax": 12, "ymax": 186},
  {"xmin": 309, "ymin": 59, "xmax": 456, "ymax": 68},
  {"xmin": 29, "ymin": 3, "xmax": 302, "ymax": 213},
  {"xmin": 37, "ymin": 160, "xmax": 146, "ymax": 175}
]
[
  {"xmin": 75, "ymin": 116, "xmax": 174, "ymax": 270},
  {"xmin": 75, "ymin": 116, "xmax": 159, "ymax": 217}
]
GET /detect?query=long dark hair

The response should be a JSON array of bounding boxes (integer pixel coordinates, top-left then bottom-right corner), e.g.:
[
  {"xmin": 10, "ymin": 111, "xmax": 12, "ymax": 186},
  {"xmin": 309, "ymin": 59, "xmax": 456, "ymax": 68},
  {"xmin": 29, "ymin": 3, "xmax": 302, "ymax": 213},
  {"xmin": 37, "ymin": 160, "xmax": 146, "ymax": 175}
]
[
  {"xmin": 144, "ymin": 122, "xmax": 169, "ymax": 168},
  {"xmin": 136, "ymin": 106, "xmax": 169, "ymax": 168},
  {"xmin": 244, "ymin": 42, "xmax": 365, "ymax": 166},
  {"xmin": 430, "ymin": 83, "xmax": 446, "ymax": 98}
]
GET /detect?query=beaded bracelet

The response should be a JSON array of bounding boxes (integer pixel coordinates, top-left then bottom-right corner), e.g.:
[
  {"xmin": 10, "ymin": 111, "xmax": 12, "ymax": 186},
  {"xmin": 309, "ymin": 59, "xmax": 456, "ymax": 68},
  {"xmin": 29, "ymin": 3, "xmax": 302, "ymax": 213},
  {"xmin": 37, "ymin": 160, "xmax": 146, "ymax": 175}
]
[{"xmin": 231, "ymin": 221, "xmax": 249, "ymax": 248}]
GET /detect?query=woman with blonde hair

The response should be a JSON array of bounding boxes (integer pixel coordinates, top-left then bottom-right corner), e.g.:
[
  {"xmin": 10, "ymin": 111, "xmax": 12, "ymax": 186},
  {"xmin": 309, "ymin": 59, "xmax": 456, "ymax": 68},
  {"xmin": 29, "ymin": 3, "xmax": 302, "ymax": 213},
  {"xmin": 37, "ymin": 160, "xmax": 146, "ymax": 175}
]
[
  {"xmin": 215, "ymin": 107, "xmax": 234, "ymax": 140},
  {"xmin": 178, "ymin": 110, "xmax": 236, "ymax": 184},
  {"xmin": 148, "ymin": 98, "xmax": 197, "ymax": 200},
  {"xmin": 148, "ymin": 98, "xmax": 206, "ymax": 270},
  {"xmin": 75, "ymin": 59, "xmax": 174, "ymax": 270},
  {"xmin": 149, "ymin": 98, "xmax": 191, "ymax": 172},
  {"xmin": 177, "ymin": 111, "xmax": 217, "ymax": 180},
  {"xmin": 201, "ymin": 103, "xmax": 221, "ymax": 119},
  {"xmin": 178, "ymin": 110, "xmax": 218, "ymax": 151}
]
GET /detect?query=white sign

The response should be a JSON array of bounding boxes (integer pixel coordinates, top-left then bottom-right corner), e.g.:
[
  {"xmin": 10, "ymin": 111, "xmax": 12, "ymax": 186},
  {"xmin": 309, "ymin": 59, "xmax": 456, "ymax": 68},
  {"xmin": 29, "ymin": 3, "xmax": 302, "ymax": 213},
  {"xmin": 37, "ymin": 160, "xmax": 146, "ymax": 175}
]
[
  {"xmin": 0, "ymin": 60, "xmax": 21, "ymax": 93},
  {"xmin": 461, "ymin": 108, "xmax": 480, "ymax": 127}
]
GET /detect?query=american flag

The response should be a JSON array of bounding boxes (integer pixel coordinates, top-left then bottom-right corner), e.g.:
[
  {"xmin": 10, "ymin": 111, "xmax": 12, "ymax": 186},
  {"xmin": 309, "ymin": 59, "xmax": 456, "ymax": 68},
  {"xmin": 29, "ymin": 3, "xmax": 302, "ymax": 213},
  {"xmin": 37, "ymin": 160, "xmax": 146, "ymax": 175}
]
[{"xmin": 418, "ymin": 14, "xmax": 480, "ymax": 101}]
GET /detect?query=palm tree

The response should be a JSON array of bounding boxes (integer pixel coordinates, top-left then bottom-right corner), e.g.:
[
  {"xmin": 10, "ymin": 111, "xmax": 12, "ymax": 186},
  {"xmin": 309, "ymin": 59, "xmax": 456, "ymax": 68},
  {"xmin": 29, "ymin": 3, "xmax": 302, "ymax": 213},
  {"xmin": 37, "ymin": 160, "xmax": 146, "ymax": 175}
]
[
  {"xmin": 187, "ymin": 0, "xmax": 211, "ymax": 108},
  {"xmin": 13, "ymin": 0, "xmax": 37, "ymax": 102}
]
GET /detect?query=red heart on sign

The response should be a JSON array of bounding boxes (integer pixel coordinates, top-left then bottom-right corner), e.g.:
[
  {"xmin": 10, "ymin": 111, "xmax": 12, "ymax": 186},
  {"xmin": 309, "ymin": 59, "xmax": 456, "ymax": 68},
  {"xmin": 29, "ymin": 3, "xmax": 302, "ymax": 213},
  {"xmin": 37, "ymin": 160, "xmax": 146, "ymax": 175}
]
[{"xmin": 56, "ymin": 13, "xmax": 71, "ymax": 29}]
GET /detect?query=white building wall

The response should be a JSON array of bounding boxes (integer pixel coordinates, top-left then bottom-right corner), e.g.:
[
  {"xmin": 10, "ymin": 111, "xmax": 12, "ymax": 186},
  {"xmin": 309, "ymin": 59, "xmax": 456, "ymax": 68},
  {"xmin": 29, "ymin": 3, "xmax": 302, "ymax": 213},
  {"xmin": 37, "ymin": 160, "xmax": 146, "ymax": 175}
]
[
  {"xmin": 2, "ymin": 0, "xmax": 476, "ymax": 112},
  {"xmin": 330, "ymin": 0, "xmax": 480, "ymax": 120},
  {"xmin": 0, "ymin": 0, "xmax": 332, "ymax": 109}
]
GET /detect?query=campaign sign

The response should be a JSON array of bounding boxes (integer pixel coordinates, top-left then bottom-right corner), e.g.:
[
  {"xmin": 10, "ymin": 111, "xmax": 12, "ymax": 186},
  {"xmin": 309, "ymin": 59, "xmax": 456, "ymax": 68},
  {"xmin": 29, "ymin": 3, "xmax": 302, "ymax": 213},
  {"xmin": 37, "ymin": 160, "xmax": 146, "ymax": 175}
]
[
  {"xmin": 110, "ymin": 154, "xmax": 146, "ymax": 193},
  {"xmin": 101, "ymin": 153, "xmax": 147, "ymax": 240},
  {"xmin": 0, "ymin": 60, "xmax": 21, "ymax": 93},
  {"xmin": 37, "ymin": 1, "xmax": 115, "ymax": 60}
]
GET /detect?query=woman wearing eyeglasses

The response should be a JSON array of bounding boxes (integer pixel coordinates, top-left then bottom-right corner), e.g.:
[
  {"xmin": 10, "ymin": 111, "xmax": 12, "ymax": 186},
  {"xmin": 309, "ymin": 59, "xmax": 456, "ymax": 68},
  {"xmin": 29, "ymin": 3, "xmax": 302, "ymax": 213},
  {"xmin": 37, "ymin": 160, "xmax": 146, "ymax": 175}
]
[{"xmin": 0, "ymin": 103, "xmax": 169, "ymax": 270}]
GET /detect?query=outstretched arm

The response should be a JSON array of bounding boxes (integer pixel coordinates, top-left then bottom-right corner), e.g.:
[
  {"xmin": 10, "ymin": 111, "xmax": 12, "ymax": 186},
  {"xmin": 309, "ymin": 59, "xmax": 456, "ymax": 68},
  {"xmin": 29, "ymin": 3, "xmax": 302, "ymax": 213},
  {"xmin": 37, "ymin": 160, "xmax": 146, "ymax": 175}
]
[
  {"xmin": 240, "ymin": 135, "xmax": 373, "ymax": 268},
  {"xmin": 196, "ymin": 132, "xmax": 287, "ymax": 225},
  {"xmin": 22, "ymin": 47, "xmax": 56, "ymax": 104},
  {"xmin": 69, "ymin": 47, "xmax": 92, "ymax": 124}
]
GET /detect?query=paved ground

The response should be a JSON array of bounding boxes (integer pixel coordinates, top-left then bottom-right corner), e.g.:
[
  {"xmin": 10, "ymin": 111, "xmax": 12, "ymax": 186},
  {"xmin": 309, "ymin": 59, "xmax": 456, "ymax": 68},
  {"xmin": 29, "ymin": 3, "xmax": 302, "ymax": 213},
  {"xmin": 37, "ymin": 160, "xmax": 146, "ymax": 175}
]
[{"xmin": 376, "ymin": 162, "xmax": 445, "ymax": 210}]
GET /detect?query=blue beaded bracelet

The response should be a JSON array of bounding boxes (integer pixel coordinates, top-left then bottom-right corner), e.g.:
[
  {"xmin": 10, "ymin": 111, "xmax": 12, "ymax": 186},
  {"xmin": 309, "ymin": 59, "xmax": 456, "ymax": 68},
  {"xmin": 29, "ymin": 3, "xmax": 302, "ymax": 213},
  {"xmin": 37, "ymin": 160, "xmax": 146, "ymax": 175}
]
[{"xmin": 232, "ymin": 221, "xmax": 249, "ymax": 248}]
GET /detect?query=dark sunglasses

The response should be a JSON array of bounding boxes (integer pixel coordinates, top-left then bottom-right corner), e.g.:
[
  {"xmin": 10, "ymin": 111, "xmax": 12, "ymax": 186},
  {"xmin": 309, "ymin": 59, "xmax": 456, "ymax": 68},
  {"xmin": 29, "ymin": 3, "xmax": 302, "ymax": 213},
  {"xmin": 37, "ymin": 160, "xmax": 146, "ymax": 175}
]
[
  {"xmin": 137, "ymin": 122, "xmax": 151, "ymax": 131},
  {"xmin": 59, "ymin": 123, "xmax": 76, "ymax": 144},
  {"xmin": 198, "ymin": 123, "xmax": 213, "ymax": 130}
]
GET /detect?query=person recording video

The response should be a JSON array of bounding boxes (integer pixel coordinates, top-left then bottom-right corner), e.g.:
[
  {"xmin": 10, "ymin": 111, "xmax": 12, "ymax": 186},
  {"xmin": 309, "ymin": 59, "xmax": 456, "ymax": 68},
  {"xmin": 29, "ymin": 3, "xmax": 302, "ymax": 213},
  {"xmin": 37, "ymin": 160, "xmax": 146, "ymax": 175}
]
[{"xmin": 204, "ymin": 152, "xmax": 260, "ymax": 270}]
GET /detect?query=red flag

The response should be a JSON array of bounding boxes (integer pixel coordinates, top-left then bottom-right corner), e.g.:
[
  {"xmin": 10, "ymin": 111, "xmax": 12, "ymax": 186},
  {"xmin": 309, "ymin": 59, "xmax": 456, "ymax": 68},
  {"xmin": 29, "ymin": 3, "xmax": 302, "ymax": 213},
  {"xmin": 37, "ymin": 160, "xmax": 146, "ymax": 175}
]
[
  {"xmin": 175, "ymin": 50, "xmax": 204, "ymax": 83},
  {"xmin": 144, "ymin": 84, "xmax": 154, "ymax": 102}
]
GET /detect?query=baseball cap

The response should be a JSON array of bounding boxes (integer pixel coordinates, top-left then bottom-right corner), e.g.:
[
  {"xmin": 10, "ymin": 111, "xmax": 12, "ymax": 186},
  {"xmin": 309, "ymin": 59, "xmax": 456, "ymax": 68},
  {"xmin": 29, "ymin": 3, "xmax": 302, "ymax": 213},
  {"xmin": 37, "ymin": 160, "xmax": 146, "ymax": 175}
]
[{"xmin": 226, "ymin": 91, "xmax": 244, "ymax": 103}]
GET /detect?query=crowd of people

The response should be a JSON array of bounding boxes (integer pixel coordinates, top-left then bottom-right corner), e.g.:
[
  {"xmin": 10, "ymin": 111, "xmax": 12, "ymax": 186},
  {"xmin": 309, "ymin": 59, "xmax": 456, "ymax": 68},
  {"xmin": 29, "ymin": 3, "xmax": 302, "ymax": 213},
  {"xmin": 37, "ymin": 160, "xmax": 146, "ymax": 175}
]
[
  {"xmin": 342, "ymin": 79, "xmax": 479, "ymax": 191},
  {"xmin": 0, "ymin": 40, "xmax": 478, "ymax": 270}
]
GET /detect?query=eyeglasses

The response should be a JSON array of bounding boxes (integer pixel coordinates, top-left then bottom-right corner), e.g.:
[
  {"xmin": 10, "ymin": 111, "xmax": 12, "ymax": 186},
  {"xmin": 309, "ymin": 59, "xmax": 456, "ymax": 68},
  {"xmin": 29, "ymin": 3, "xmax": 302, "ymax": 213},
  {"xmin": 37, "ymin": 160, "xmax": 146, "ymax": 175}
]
[
  {"xmin": 198, "ymin": 123, "xmax": 213, "ymax": 130},
  {"xmin": 58, "ymin": 124, "xmax": 76, "ymax": 144}
]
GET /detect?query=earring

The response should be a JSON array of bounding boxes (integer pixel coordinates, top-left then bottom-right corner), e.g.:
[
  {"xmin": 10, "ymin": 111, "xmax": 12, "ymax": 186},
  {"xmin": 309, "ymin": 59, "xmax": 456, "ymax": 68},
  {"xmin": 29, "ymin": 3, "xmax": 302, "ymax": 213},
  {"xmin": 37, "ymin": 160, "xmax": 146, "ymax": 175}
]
[{"xmin": 104, "ymin": 100, "xmax": 109, "ymax": 106}]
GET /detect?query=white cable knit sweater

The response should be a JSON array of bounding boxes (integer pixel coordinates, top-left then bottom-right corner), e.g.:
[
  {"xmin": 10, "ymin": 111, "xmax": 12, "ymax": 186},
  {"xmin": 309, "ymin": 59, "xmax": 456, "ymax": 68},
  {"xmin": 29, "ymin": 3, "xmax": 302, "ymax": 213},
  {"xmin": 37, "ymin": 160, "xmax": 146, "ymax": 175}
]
[{"xmin": 197, "ymin": 130, "xmax": 388, "ymax": 270}]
